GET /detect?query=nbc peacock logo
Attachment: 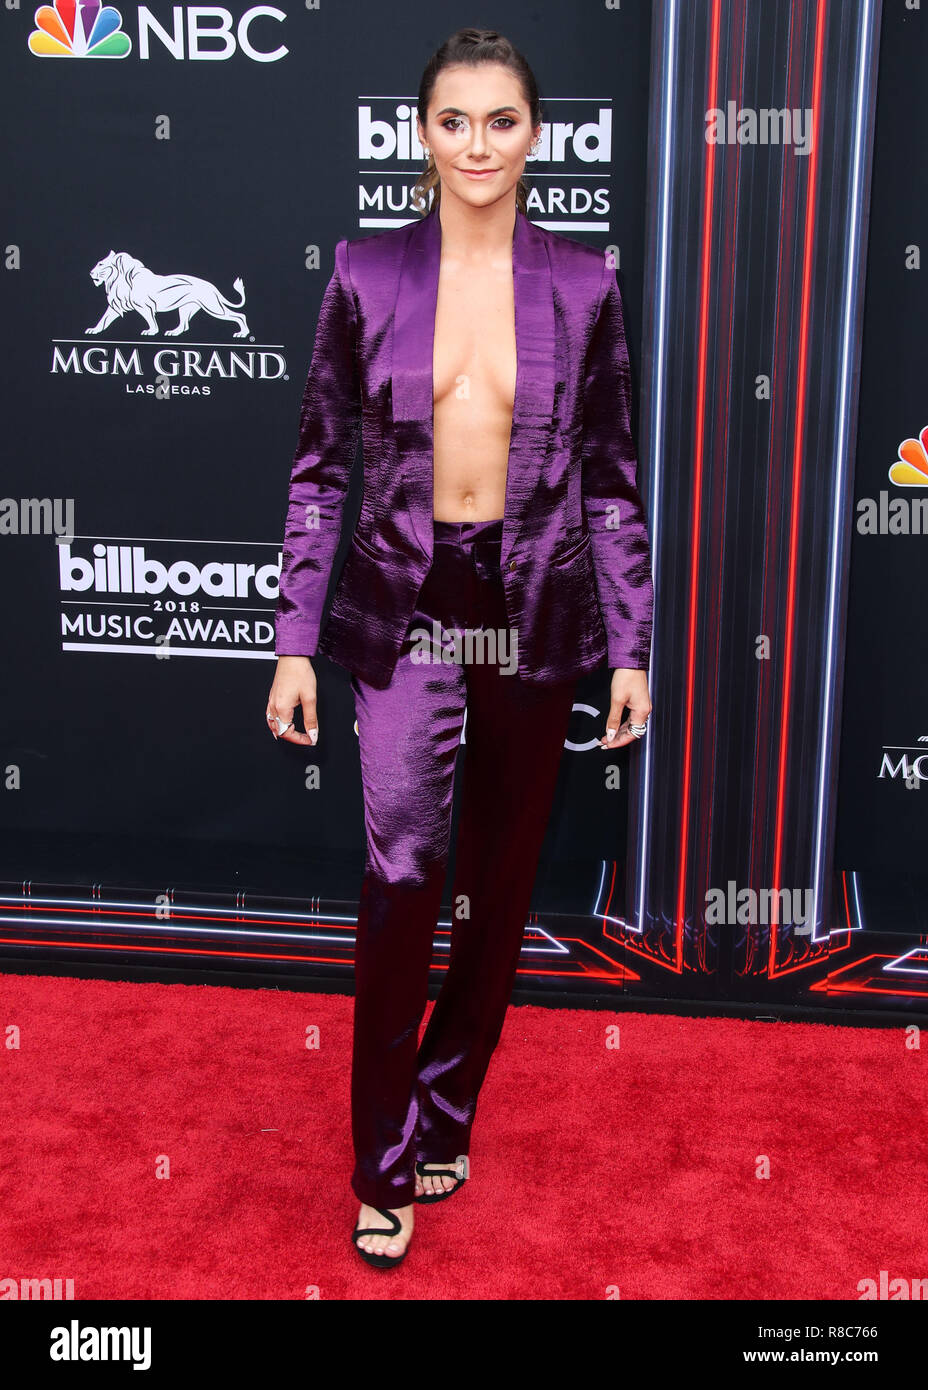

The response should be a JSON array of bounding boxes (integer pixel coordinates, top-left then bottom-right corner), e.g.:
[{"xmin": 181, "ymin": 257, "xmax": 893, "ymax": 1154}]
[
  {"xmin": 888, "ymin": 425, "xmax": 928, "ymax": 487},
  {"xmin": 29, "ymin": 0, "xmax": 131, "ymax": 58}
]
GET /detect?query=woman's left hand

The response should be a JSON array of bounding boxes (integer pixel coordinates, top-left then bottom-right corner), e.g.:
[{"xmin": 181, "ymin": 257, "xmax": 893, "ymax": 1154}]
[{"xmin": 599, "ymin": 668, "xmax": 652, "ymax": 749}]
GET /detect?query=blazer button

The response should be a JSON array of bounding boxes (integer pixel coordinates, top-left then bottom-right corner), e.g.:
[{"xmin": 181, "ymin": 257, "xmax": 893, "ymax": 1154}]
[{"xmin": 508, "ymin": 559, "xmax": 517, "ymax": 571}]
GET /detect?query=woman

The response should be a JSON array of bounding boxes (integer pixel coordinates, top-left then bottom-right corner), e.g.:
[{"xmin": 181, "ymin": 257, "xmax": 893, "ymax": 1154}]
[{"xmin": 266, "ymin": 28, "xmax": 653, "ymax": 1269}]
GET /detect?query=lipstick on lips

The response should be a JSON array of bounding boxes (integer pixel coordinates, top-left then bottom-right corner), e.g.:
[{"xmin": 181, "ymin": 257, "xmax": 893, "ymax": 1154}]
[{"xmin": 460, "ymin": 168, "xmax": 499, "ymax": 178}]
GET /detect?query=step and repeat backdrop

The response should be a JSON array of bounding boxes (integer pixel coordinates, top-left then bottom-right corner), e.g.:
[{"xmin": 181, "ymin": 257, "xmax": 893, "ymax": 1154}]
[{"xmin": 0, "ymin": 0, "xmax": 925, "ymax": 1015}]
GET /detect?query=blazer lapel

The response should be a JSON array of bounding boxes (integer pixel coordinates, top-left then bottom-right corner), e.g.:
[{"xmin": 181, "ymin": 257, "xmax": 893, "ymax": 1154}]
[{"xmin": 391, "ymin": 205, "xmax": 556, "ymax": 564}]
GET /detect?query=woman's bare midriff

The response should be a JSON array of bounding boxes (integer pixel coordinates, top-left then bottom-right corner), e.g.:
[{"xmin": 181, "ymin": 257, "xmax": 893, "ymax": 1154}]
[{"xmin": 431, "ymin": 250, "xmax": 516, "ymax": 522}]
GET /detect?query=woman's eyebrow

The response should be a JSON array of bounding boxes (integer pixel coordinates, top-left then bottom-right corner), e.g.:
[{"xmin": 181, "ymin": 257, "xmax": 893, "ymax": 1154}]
[{"xmin": 433, "ymin": 105, "xmax": 522, "ymax": 118}]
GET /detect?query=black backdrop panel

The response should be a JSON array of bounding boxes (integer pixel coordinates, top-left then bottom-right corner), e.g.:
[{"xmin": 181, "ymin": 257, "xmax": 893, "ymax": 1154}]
[
  {"xmin": 0, "ymin": 2, "xmax": 650, "ymax": 900},
  {"xmin": 834, "ymin": 5, "xmax": 928, "ymax": 880}
]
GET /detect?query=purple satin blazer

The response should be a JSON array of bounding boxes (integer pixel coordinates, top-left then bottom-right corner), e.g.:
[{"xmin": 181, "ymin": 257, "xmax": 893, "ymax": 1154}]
[{"xmin": 274, "ymin": 205, "xmax": 654, "ymax": 688}]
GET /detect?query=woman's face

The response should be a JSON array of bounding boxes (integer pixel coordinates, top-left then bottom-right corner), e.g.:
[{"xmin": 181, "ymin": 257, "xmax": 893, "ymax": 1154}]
[{"xmin": 417, "ymin": 62, "xmax": 540, "ymax": 211}]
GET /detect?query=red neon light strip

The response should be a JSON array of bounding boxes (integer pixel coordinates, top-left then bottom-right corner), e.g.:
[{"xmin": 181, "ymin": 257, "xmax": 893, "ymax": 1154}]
[
  {"xmin": 4, "ymin": 904, "xmax": 336, "ymax": 930},
  {"xmin": 0, "ymin": 935, "xmax": 639, "ymax": 983},
  {"xmin": 675, "ymin": 0, "xmax": 723, "ymax": 972},
  {"xmin": 809, "ymin": 954, "xmax": 928, "ymax": 998},
  {"xmin": 769, "ymin": 0, "xmax": 828, "ymax": 977}
]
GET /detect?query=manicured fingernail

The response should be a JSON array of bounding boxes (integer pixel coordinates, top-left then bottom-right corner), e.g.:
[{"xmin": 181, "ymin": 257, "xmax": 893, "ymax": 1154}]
[
  {"xmin": 606, "ymin": 728, "xmax": 616, "ymax": 740},
  {"xmin": 309, "ymin": 729, "xmax": 318, "ymax": 745}
]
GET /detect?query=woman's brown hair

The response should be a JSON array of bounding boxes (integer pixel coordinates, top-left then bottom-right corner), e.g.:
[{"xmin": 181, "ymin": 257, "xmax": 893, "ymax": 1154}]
[{"xmin": 411, "ymin": 27, "xmax": 543, "ymax": 216}]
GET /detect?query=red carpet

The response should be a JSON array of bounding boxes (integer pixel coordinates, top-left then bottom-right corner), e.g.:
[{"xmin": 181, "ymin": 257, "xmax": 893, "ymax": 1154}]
[{"xmin": 0, "ymin": 970, "xmax": 923, "ymax": 1300}]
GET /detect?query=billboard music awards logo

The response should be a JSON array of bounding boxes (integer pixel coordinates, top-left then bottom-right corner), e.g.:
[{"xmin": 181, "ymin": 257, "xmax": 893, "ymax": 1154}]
[
  {"xmin": 57, "ymin": 535, "xmax": 281, "ymax": 659},
  {"xmin": 358, "ymin": 98, "xmax": 615, "ymax": 231}
]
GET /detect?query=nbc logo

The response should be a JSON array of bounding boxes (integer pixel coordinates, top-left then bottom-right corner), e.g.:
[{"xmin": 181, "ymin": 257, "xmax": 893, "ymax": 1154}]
[
  {"xmin": 856, "ymin": 421, "xmax": 928, "ymax": 535},
  {"xmin": 888, "ymin": 424, "xmax": 928, "ymax": 487},
  {"xmin": 29, "ymin": 0, "xmax": 131, "ymax": 59}
]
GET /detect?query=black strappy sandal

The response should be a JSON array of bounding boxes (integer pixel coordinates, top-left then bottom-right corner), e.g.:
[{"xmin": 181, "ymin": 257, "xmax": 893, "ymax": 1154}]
[
  {"xmin": 414, "ymin": 1159, "xmax": 468, "ymax": 1205},
  {"xmin": 351, "ymin": 1207, "xmax": 409, "ymax": 1269}
]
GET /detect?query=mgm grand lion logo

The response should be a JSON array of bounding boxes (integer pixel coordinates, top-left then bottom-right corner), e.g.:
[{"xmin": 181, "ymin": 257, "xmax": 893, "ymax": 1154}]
[{"xmin": 86, "ymin": 251, "xmax": 251, "ymax": 339}]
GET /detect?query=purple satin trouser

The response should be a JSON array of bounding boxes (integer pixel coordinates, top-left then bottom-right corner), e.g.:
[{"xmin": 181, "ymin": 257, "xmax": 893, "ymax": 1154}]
[{"xmin": 348, "ymin": 516, "xmax": 578, "ymax": 1209}]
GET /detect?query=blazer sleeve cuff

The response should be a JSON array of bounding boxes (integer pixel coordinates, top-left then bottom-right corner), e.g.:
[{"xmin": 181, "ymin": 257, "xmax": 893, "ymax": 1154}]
[
  {"xmin": 606, "ymin": 641, "xmax": 651, "ymax": 671},
  {"xmin": 274, "ymin": 614, "xmax": 319, "ymax": 658}
]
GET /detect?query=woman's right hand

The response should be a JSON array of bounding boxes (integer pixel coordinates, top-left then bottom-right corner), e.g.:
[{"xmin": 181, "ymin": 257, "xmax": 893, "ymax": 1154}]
[{"xmin": 266, "ymin": 655, "xmax": 318, "ymax": 746}]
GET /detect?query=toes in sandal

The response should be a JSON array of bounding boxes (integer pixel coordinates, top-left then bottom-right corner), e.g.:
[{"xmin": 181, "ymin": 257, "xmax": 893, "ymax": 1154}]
[
  {"xmin": 351, "ymin": 1207, "xmax": 409, "ymax": 1269},
  {"xmin": 415, "ymin": 1158, "xmax": 468, "ymax": 1205}
]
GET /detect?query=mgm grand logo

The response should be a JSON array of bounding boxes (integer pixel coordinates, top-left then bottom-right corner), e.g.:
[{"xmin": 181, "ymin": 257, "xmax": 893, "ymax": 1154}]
[
  {"xmin": 878, "ymin": 744, "xmax": 928, "ymax": 786},
  {"xmin": 51, "ymin": 250, "xmax": 288, "ymax": 387}
]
